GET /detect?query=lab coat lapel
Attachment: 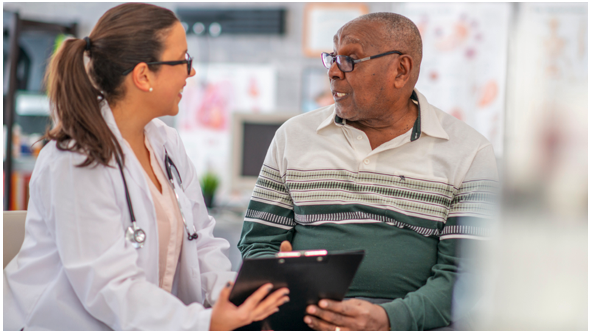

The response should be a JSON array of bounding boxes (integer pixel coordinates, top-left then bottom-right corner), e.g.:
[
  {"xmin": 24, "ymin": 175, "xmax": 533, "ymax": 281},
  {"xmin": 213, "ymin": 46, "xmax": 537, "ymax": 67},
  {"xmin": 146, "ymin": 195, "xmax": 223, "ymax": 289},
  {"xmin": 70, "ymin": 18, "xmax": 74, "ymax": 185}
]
[
  {"xmin": 100, "ymin": 103, "xmax": 152, "ymax": 200},
  {"xmin": 143, "ymin": 123, "xmax": 169, "ymax": 184}
]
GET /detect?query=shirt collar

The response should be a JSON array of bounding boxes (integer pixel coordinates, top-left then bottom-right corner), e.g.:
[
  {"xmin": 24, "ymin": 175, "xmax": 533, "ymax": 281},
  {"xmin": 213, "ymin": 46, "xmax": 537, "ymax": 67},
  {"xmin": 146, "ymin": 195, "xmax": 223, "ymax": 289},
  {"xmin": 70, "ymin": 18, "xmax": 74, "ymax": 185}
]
[
  {"xmin": 316, "ymin": 89, "xmax": 449, "ymax": 141},
  {"xmin": 413, "ymin": 89, "xmax": 449, "ymax": 141}
]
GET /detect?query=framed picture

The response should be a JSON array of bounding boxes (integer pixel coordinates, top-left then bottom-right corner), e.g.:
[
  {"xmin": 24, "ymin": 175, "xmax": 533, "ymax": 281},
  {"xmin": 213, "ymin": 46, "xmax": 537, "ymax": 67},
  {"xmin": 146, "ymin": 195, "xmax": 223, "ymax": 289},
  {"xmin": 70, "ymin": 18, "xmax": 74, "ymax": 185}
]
[
  {"xmin": 303, "ymin": 3, "xmax": 369, "ymax": 57},
  {"xmin": 301, "ymin": 67, "xmax": 333, "ymax": 113}
]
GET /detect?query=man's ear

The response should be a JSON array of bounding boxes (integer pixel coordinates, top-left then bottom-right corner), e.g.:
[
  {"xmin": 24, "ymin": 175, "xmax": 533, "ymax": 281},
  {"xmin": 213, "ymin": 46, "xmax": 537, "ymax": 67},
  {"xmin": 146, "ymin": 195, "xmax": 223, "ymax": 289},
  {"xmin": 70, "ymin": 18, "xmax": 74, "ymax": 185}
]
[
  {"xmin": 393, "ymin": 55, "xmax": 414, "ymax": 89},
  {"xmin": 130, "ymin": 62, "xmax": 153, "ymax": 92}
]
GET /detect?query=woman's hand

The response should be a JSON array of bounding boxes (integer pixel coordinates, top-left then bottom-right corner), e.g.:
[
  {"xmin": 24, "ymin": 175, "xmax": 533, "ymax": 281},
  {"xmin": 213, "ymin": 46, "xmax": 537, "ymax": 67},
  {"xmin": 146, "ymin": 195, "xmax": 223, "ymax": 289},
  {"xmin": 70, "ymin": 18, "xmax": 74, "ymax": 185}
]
[{"xmin": 210, "ymin": 282, "xmax": 290, "ymax": 331}]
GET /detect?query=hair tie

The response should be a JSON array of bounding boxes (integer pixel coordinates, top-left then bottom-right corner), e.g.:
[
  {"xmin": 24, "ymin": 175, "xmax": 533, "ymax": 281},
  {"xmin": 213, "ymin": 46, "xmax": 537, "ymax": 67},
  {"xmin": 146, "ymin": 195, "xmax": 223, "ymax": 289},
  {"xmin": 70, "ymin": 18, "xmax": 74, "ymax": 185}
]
[{"xmin": 83, "ymin": 37, "xmax": 91, "ymax": 51}]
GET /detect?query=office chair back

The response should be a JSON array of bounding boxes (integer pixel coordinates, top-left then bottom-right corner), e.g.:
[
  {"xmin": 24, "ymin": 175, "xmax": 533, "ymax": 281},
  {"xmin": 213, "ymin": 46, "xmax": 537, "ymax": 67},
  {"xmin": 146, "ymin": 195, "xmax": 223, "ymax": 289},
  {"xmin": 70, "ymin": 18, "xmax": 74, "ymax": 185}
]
[{"xmin": 4, "ymin": 210, "xmax": 27, "ymax": 269}]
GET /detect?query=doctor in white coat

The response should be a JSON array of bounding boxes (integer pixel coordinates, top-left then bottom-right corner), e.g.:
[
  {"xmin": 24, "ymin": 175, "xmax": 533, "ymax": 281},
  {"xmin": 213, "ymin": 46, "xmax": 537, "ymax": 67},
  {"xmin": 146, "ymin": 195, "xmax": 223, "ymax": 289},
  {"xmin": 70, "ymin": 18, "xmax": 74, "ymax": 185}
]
[{"xmin": 3, "ymin": 3, "xmax": 289, "ymax": 330}]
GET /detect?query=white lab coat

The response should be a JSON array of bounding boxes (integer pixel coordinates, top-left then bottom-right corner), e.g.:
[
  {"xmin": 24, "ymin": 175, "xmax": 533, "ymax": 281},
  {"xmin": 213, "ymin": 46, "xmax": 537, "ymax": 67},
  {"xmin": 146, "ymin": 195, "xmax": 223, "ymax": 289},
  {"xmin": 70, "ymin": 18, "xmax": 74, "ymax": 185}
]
[{"xmin": 3, "ymin": 104, "xmax": 237, "ymax": 330}]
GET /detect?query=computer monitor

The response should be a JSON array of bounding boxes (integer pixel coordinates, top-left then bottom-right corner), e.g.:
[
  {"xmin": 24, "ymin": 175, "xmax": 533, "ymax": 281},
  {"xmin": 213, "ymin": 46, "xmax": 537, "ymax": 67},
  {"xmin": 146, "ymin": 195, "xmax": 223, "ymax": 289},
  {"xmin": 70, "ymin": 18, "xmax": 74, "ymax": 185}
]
[{"xmin": 231, "ymin": 112, "xmax": 298, "ymax": 192}]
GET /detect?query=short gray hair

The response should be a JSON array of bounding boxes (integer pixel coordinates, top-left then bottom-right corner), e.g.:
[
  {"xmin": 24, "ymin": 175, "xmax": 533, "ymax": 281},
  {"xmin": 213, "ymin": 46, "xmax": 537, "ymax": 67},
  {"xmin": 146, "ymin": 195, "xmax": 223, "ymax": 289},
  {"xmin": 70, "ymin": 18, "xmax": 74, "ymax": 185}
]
[{"xmin": 352, "ymin": 12, "xmax": 423, "ymax": 81}]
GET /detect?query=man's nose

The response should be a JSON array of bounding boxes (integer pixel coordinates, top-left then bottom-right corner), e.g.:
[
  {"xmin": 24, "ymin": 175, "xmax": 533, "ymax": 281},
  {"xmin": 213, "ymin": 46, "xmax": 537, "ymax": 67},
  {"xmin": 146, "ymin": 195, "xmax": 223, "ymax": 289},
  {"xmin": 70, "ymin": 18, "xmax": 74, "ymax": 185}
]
[{"xmin": 328, "ymin": 61, "xmax": 345, "ymax": 80}]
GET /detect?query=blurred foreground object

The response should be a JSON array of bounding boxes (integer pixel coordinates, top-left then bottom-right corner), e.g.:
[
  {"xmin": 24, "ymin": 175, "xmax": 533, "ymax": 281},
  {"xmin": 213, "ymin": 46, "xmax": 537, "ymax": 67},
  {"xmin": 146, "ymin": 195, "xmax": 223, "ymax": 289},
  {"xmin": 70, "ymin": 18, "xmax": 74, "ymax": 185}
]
[{"xmin": 456, "ymin": 3, "xmax": 587, "ymax": 330}]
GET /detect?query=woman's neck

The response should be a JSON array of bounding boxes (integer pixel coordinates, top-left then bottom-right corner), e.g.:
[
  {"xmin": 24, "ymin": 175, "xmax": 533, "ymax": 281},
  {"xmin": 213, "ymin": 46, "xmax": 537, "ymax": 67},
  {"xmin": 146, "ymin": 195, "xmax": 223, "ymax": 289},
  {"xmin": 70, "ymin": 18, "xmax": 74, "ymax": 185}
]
[{"xmin": 110, "ymin": 101, "xmax": 151, "ymax": 146}]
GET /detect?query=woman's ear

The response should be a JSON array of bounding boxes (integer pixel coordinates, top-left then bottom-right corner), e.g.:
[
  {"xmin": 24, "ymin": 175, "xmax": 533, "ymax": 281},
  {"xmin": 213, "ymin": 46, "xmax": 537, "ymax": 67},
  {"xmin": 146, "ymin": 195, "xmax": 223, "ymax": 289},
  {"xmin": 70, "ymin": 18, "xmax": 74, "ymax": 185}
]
[
  {"xmin": 393, "ymin": 55, "xmax": 414, "ymax": 89},
  {"xmin": 130, "ymin": 63, "xmax": 153, "ymax": 92}
]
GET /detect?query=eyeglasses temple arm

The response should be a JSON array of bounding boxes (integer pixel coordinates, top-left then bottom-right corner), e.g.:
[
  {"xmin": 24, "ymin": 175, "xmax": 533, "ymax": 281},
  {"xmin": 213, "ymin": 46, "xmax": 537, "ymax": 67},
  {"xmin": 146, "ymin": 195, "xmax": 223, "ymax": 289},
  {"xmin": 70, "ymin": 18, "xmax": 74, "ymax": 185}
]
[{"xmin": 353, "ymin": 51, "xmax": 403, "ymax": 63}]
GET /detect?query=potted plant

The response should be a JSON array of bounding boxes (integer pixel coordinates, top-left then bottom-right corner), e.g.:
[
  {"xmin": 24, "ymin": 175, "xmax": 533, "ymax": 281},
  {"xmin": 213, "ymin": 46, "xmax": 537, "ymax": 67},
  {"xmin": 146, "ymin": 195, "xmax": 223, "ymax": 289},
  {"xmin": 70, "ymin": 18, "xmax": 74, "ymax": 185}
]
[{"xmin": 200, "ymin": 171, "xmax": 220, "ymax": 208}]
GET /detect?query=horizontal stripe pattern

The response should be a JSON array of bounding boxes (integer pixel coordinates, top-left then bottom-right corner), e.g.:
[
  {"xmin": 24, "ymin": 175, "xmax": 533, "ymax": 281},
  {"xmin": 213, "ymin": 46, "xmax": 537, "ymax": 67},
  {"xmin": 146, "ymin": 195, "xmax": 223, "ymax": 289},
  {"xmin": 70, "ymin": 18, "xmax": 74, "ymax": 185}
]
[
  {"xmin": 247, "ymin": 165, "xmax": 497, "ymax": 240},
  {"xmin": 245, "ymin": 209, "xmax": 295, "ymax": 227},
  {"xmin": 251, "ymin": 165, "xmax": 293, "ymax": 210},
  {"xmin": 284, "ymin": 168, "xmax": 455, "ymax": 222},
  {"xmin": 449, "ymin": 179, "xmax": 499, "ymax": 218},
  {"xmin": 295, "ymin": 210, "xmax": 440, "ymax": 237}
]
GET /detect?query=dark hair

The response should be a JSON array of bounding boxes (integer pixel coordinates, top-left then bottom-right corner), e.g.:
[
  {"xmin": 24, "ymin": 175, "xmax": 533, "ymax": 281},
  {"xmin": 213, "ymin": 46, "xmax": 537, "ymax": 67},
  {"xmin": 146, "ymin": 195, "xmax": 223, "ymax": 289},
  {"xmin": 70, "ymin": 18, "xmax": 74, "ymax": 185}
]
[{"xmin": 44, "ymin": 3, "xmax": 179, "ymax": 167}]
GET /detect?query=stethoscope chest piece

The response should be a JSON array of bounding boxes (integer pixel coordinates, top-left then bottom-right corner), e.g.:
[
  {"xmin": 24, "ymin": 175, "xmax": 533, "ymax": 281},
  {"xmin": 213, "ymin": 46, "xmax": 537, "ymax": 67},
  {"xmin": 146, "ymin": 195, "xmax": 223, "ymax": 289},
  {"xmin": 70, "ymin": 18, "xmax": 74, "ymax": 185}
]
[{"xmin": 126, "ymin": 223, "xmax": 146, "ymax": 249}]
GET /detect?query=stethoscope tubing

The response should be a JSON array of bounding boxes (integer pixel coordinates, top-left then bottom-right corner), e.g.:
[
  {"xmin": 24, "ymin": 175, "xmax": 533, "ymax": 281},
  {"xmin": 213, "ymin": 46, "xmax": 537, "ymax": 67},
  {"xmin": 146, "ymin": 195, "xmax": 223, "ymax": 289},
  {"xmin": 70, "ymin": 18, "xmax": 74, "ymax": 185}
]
[{"xmin": 115, "ymin": 148, "xmax": 199, "ymax": 248}]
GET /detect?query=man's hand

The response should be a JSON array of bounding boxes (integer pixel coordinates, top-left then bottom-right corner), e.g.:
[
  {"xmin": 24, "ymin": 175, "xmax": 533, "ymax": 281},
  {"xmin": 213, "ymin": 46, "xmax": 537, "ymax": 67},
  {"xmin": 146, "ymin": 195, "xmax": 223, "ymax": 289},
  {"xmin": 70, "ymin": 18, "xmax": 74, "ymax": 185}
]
[
  {"xmin": 304, "ymin": 298, "xmax": 390, "ymax": 331},
  {"xmin": 280, "ymin": 240, "xmax": 292, "ymax": 252}
]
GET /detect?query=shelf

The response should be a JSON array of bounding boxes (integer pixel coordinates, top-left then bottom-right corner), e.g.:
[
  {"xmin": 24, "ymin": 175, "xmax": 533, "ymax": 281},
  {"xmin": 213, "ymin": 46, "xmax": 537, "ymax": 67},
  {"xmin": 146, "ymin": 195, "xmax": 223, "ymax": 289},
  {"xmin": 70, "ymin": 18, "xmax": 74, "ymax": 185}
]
[
  {"xmin": 15, "ymin": 91, "xmax": 50, "ymax": 116},
  {"xmin": 12, "ymin": 155, "xmax": 37, "ymax": 173}
]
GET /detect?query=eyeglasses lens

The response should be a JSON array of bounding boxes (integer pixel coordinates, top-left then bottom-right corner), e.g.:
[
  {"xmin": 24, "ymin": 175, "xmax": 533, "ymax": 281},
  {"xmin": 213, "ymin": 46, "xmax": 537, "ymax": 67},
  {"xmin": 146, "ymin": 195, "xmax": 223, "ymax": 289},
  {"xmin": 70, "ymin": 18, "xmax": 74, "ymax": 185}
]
[
  {"xmin": 321, "ymin": 53, "xmax": 353, "ymax": 72},
  {"xmin": 321, "ymin": 53, "xmax": 333, "ymax": 70},
  {"xmin": 335, "ymin": 55, "xmax": 353, "ymax": 72},
  {"xmin": 186, "ymin": 53, "xmax": 193, "ymax": 74}
]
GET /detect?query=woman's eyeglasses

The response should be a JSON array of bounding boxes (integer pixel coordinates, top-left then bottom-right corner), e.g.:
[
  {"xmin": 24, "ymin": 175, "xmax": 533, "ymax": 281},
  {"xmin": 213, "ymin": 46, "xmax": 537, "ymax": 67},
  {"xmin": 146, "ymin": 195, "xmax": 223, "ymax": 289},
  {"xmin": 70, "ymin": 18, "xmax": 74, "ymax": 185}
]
[
  {"xmin": 321, "ymin": 50, "xmax": 403, "ymax": 73},
  {"xmin": 122, "ymin": 53, "xmax": 193, "ymax": 76}
]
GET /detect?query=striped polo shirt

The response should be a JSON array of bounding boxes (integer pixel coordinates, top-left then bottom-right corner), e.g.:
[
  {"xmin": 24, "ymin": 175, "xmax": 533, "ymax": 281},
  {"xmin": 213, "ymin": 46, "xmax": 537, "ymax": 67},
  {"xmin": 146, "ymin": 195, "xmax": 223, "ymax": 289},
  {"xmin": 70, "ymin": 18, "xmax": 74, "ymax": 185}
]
[{"xmin": 238, "ymin": 89, "xmax": 498, "ymax": 330}]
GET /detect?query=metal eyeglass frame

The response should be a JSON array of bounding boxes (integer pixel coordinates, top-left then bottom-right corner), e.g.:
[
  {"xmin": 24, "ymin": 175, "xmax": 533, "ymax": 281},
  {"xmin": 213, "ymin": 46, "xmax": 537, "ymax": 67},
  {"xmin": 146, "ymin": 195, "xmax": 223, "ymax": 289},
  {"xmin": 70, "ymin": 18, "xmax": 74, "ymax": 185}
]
[
  {"xmin": 321, "ymin": 50, "xmax": 403, "ymax": 73},
  {"xmin": 122, "ymin": 53, "xmax": 193, "ymax": 76}
]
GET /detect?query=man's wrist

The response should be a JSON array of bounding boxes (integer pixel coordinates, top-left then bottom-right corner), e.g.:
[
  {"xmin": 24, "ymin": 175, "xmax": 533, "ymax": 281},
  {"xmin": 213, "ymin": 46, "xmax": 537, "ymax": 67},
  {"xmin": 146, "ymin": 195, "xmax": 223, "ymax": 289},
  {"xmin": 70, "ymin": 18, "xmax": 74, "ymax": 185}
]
[{"xmin": 374, "ymin": 303, "xmax": 391, "ymax": 330}]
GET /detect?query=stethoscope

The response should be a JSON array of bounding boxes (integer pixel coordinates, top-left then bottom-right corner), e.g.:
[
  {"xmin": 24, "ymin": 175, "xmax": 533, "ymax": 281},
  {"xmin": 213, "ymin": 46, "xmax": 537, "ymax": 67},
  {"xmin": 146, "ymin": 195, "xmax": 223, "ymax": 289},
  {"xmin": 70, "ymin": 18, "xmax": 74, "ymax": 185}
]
[{"xmin": 115, "ymin": 149, "xmax": 198, "ymax": 249}]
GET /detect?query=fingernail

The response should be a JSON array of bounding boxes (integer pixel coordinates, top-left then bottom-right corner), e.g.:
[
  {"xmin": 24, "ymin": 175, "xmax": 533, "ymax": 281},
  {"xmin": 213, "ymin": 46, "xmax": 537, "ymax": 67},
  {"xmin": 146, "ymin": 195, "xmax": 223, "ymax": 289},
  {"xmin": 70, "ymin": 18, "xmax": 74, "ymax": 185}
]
[
  {"xmin": 304, "ymin": 316, "xmax": 312, "ymax": 324},
  {"xmin": 283, "ymin": 290, "xmax": 290, "ymax": 295},
  {"xmin": 283, "ymin": 297, "xmax": 290, "ymax": 304},
  {"xmin": 308, "ymin": 306, "xmax": 315, "ymax": 314},
  {"xmin": 275, "ymin": 308, "xmax": 280, "ymax": 313},
  {"xmin": 267, "ymin": 285, "xmax": 273, "ymax": 291},
  {"xmin": 320, "ymin": 300, "xmax": 328, "ymax": 308},
  {"xmin": 225, "ymin": 282, "xmax": 231, "ymax": 288}
]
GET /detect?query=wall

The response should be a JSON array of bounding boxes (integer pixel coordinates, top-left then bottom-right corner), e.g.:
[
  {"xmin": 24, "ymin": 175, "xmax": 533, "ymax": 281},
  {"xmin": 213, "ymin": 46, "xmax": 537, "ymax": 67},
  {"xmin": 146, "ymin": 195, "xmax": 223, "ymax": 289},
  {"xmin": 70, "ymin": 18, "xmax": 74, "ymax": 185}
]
[{"xmin": 3, "ymin": 2, "xmax": 396, "ymax": 114}]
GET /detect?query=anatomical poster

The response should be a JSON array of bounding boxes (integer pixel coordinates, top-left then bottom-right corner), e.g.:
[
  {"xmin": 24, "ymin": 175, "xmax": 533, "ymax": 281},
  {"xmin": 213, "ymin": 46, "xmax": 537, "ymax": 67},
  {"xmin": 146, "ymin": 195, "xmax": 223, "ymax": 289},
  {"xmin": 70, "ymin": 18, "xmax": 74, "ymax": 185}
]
[{"xmin": 400, "ymin": 3, "xmax": 510, "ymax": 156}]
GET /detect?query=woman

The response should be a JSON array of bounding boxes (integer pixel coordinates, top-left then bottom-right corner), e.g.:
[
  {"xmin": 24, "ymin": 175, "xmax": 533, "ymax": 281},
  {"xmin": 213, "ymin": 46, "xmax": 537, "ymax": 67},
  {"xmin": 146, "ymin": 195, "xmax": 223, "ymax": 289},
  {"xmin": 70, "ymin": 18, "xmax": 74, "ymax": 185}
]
[{"xmin": 3, "ymin": 3, "xmax": 288, "ymax": 330}]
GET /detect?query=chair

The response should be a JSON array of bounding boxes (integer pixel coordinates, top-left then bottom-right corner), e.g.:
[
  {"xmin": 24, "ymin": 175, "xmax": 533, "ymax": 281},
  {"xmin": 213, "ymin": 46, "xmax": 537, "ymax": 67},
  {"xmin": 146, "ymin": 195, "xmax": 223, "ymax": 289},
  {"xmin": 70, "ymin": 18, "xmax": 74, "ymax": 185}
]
[{"xmin": 3, "ymin": 210, "xmax": 27, "ymax": 269}]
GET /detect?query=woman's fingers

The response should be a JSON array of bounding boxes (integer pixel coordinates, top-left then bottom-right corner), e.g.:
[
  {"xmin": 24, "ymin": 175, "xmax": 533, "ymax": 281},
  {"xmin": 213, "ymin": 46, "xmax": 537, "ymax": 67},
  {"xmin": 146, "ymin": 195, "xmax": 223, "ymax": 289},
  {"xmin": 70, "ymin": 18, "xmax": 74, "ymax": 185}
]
[
  {"xmin": 253, "ymin": 291, "xmax": 290, "ymax": 321},
  {"xmin": 216, "ymin": 282, "xmax": 233, "ymax": 306},
  {"xmin": 252, "ymin": 303, "xmax": 282, "ymax": 322},
  {"xmin": 252, "ymin": 288, "xmax": 290, "ymax": 316},
  {"xmin": 241, "ymin": 283, "xmax": 274, "ymax": 310}
]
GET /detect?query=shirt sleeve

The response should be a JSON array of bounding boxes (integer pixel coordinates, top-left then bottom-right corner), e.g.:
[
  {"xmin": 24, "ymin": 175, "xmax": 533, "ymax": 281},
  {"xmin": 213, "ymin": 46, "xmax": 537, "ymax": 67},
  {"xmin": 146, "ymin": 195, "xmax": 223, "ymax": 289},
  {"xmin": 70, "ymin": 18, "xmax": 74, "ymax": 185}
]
[
  {"xmin": 380, "ymin": 144, "xmax": 499, "ymax": 330},
  {"xmin": 238, "ymin": 133, "xmax": 296, "ymax": 258}
]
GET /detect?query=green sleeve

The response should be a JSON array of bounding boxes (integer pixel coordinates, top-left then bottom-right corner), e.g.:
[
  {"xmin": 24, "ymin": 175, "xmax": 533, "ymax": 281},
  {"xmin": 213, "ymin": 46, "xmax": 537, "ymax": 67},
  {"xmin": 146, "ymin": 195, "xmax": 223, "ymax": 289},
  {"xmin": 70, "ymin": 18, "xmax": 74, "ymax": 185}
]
[
  {"xmin": 237, "ymin": 162, "xmax": 296, "ymax": 258},
  {"xmin": 238, "ymin": 201, "xmax": 295, "ymax": 258}
]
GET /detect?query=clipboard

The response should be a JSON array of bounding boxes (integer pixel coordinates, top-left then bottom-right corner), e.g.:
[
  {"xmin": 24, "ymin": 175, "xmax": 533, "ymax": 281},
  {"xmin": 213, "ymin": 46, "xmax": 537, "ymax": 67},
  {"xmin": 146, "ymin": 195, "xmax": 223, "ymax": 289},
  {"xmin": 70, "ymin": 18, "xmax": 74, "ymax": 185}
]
[{"xmin": 229, "ymin": 249, "xmax": 365, "ymax": 331}]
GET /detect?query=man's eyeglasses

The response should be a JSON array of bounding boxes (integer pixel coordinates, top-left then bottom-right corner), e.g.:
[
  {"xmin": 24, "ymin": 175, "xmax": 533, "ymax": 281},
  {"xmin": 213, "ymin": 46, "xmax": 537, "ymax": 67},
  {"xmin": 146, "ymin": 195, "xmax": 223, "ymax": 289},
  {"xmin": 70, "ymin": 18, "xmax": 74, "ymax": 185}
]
[
  {"xmin": 321, "ymin": 50, "xmax": 403, "ymax": 73},
  {"xmin": 122, "ymin": 53, "xmax": 193, "ymax": 76}
]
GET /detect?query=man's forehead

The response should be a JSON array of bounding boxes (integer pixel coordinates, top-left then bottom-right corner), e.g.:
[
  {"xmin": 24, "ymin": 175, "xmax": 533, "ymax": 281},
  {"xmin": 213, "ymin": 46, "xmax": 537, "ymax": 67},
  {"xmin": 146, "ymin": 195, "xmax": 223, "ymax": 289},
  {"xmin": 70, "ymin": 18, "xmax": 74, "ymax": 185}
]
[
  {"xmin": 332, "ymin": 21, "xmax": 383, "ymax": 49},
  {"xmin": 333, "ymin": 34, "xmax": 362, "ymax": 45}
]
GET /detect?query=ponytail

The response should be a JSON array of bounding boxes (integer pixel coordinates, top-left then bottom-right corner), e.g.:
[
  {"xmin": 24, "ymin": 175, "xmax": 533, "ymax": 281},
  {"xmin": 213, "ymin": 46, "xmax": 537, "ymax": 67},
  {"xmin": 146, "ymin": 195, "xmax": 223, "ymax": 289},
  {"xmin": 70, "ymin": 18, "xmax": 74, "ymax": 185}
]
[
  {"xmin": 44, "ymin": 37, "xmax": 123, "ymax": 168},
  {"xmin": 42, "ymin": 3, "xmax": 178, "ymax": 167}
]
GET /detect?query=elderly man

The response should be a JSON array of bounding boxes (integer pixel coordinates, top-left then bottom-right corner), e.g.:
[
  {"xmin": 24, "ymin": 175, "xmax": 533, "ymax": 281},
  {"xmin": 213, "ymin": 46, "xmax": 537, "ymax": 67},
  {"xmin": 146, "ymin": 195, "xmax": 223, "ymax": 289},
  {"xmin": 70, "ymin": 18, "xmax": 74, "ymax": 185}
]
[{"xmin": 238, "ymin": 12, "xmax": 498, "ymax": 331}]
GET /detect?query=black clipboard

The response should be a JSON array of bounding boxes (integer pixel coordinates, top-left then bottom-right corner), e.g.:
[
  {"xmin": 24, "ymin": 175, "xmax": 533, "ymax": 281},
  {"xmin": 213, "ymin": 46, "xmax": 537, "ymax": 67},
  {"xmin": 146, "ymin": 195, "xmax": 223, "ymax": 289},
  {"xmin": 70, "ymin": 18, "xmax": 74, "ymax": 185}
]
[{"xmin": 229, "ymin": 249, "xmax": 365, "ymax": 331}]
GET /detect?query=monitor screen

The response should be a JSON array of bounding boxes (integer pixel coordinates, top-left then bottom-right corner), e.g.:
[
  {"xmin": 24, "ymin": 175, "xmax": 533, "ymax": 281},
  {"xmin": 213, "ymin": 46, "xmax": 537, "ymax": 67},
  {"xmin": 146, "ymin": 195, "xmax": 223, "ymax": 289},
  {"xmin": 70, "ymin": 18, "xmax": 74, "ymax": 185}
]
[
  {"xmin": 241, "ymin": 122, "xmax": 282, "ymax": 176},
  {"xmin": 231, "ymin": 112, "xmax": 297, "ymax": 192}
]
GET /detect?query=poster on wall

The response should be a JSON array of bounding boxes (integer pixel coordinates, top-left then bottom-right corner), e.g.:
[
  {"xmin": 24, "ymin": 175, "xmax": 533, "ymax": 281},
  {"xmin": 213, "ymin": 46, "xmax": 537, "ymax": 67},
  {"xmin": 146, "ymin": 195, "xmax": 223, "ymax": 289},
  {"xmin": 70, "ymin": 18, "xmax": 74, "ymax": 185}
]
[
  {"xmin": 177, "ymin": 64, "xmax": 276, "ymax": 201},
  {"xmin": 400, "ymin": 3, "xmax": 511, "ymax": 157}
]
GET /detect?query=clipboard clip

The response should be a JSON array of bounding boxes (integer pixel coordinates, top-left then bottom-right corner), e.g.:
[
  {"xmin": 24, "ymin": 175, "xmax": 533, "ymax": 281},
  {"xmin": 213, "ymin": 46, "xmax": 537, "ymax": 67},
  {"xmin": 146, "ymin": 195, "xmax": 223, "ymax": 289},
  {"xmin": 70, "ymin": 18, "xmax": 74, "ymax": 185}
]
[{"xmin": 276, "ymin": 249, "xmax": 328, "ymax": 258}]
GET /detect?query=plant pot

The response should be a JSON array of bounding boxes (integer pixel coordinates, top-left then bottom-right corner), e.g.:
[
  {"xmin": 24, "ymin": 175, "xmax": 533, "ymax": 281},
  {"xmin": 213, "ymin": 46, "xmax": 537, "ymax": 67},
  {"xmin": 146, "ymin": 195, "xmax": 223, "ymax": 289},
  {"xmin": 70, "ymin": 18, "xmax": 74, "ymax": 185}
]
[{"xmin": 203, "ymin": 194, "xmax": 214, "ymax": 208}]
